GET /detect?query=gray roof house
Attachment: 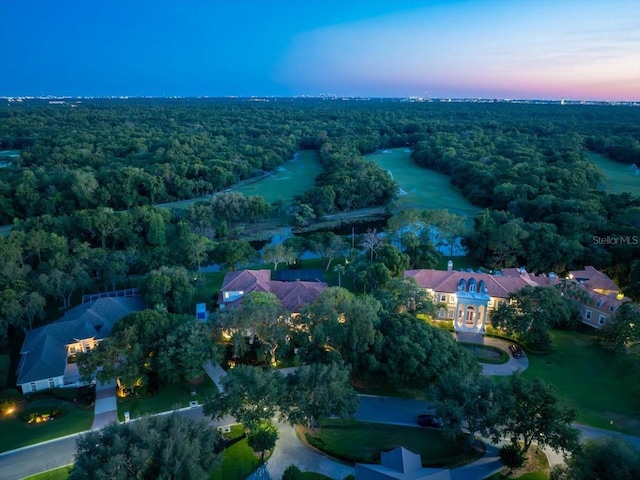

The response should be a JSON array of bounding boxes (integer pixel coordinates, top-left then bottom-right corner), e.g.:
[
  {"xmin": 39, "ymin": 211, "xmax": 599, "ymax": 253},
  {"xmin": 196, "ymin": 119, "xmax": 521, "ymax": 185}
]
[
  {"xmin": 355, "ymin": 447, "xmax": 451, "ymax": 480},
  {"xmin": 17, "ymin": 296, "xmax": 145, "ymax": 393}
]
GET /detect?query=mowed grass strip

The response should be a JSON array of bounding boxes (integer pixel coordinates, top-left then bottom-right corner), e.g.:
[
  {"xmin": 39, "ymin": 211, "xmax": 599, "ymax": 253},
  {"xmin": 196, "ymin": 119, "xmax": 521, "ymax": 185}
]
[
  {"xmin": 305, "ymin": 419, "xmax": 475, "ymax": 468},
  {"xmin": 365, "ymin": 148, "xmax": 480, "ymax": 222},
  {"xmin": 116, "ymin": 375, "xmax": 217, "ymax": 421},
  {"xmin": 23, "ymin": 465, "xmax": 73, "ymax": 480},
  {"xmin": 232, "ymin": 150, "xmax": 324, "ymax": 204},
  {"xmin": 588, "ymin": 152, "xmax": 640, "ymax": 194},
  {"xmin": 0, "ymin": 400, "xmax": 92, "ymax": 453},
  {"xmin": 523, "ymin": 330, "xmax": 640, "ymax": 434},
  {"xmin": 211, "ymin": 425, "xmax": 261, "ymax": 480}
]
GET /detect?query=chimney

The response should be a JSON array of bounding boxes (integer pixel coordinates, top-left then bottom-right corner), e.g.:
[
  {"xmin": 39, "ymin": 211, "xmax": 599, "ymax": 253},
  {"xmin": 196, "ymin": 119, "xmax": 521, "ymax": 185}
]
[{"xmin": 447, "ymin": 260, "xmax": 453, "ymax": 272}]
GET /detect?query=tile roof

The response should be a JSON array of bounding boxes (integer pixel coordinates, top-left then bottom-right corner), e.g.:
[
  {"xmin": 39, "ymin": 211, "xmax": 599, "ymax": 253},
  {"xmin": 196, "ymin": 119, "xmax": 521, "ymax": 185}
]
[
  {"xmin": 220, "ymin": 269, "xmax": 272, "ymax": 294},
  {"xmin": 219, "ymin": 269, "xmax": 327, "ymax": 312},
  {"xmin": 404, "ymin": 269, "xmax": 545, "ymax": 299},
  {"xmin": 17, "ymin": 297, "xmax": 145, "ymax": 386},
  {"xmin": 569, "ymin": 266, "xmax": 621, "ymax": 293}
]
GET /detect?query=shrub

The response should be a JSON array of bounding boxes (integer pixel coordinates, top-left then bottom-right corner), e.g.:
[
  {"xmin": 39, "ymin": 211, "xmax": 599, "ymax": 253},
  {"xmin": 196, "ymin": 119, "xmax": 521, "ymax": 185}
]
[
  {"xmin": 282, "ymin": 464, "xmax": 303, "ymax": 480},
  {"xmin": 499, "ymin": 443, "xmax": 526, "ymax": 474},
  {"xmin": 22, "ymin": 404, "xmax": 67, "ymax": 424}
]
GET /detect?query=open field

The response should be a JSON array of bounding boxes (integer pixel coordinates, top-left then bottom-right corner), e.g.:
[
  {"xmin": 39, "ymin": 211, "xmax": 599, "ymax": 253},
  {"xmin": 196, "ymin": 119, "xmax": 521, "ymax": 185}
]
[
  {"xmin": 366, "ymin": 148, "xmax": 481, "ymax": 221},
  {"xmin": 155, "ymin": 150, "xmax": 323, "ymax": 211},
  {"xmin": 588, "ymin": 152, "xmax": 640, "ymax": 194},
  {"xmin": 522, "ymin": 330, "xmax": 640, "ymax": 435},
  {"xmin": 232, "ymin": 150, "xmax": 323, "ymax": 203}
]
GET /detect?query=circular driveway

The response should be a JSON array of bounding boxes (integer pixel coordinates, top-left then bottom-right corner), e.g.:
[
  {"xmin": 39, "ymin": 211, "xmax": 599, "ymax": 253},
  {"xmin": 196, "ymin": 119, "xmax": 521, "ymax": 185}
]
[{"xmin": 478, "ymin": 337, "xmax": 529, "ymax": 375}]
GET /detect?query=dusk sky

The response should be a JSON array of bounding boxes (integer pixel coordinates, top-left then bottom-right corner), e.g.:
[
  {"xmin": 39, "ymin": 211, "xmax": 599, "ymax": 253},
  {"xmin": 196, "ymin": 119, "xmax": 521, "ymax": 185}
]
[{"xmin": 1, "ymin": 0, "xmax": 639, "ymax": 101}]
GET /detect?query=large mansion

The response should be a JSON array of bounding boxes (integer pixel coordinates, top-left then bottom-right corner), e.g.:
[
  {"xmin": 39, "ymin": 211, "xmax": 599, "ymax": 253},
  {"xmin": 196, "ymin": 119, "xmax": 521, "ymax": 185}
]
[{"xmin": 405, "ymin": 263, "xmax": 630, "ymax": 334}]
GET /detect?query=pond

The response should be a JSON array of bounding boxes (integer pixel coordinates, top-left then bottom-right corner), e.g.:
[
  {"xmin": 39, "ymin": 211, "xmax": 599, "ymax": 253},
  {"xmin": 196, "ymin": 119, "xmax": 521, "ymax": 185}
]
[{"xmin": 588, "ymin": 152, "xmax": 640, "ymax": 195}]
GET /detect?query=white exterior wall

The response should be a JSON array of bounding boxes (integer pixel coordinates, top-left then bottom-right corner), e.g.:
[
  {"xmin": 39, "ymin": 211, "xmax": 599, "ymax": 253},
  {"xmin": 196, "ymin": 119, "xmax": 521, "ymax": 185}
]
[{"xmin": 19, "ymin": 375, "xmax": 64, "ymax": 394}]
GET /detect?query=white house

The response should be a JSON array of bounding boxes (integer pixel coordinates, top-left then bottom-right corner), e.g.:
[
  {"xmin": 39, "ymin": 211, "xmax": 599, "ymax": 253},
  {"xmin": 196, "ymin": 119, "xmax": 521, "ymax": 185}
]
[{"xmin": 16, "ymin": 295, "xmax": 145, "ymax": 393}]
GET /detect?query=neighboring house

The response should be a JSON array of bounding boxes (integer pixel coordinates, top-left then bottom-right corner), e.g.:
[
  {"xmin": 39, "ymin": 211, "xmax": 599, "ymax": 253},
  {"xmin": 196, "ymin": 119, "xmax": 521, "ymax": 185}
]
[
  {"xmin": 569, "ymin": 266, "xmax": 630, "ymax": 328},
  {"xmin": 16, "ymin": 295, "xmax": 145, "ymax": 393},
  {"xmin": 218, "ymin": 269, "xmax": 327, "ymax": 313},
  {"xmin": 404, "ymin": 262, "xmax": 630, "ymax": 333},
  {"xmin": 355, "ymin": 447, "xmax": 451, "ymax": 480}
]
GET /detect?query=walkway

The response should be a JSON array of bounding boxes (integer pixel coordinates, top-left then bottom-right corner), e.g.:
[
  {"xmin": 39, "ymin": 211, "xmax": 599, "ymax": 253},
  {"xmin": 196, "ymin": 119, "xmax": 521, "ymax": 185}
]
[{"xmin": 203, "ymin": 361, "xmax": 227, "ymax": 391}]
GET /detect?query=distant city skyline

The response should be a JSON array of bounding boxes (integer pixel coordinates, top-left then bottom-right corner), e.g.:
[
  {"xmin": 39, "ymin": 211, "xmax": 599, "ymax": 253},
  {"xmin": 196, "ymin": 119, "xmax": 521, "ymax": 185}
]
[{"xmin": 1, "ymin": 0, "xmax": 639, "ymax": 101}]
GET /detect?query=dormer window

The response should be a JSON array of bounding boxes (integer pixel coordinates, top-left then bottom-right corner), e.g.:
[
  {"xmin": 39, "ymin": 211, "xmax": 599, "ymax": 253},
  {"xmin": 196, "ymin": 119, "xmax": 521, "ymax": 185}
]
[
  {"xmin": 458, "ymin": 279, "xmax": 467, "ymax": 291},
  {"xmin": 478, "ymin": 280, "xmax": 486, "ymax": 293},
  {"xmin": 468, "ymin": 278, "xmax": 476, "ymax": 293}
]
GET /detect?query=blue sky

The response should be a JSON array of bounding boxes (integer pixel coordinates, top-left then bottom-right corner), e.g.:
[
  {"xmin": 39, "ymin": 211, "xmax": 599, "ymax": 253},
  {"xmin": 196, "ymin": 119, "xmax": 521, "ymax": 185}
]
[{"xmin": 1, "ymin": 0, "xmax": 638, "ymax": 100}]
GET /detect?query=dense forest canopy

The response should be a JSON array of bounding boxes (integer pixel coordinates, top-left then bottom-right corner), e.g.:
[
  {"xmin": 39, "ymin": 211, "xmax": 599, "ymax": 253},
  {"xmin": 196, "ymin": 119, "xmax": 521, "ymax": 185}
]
[
  {"xmin": 0, "ymin": 98, "xmax": 639, "ymax": 343},
  {"xmin": 2, "ymin": 99, "xmax": 638, "ymax": 223}
]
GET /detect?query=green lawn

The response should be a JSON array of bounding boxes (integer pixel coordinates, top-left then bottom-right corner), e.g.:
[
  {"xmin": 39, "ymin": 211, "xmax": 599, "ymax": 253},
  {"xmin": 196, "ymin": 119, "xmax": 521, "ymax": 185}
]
[
  {"xmin": 192, "ymin": 271, "xmax": 226, "ymax": 306},
  {"xmin": 23, "ymin": 465, "xmax": 73, "ymax": 480},
  {"xmin": 116, "ymin": 374, "xmax": 217, "ymax": 421},
  {"xmin": 459, "ymin": 343, "xmax": 510, "ymax": 364},
  {"xmin": 588, "ymin": 152, "xmax": 640, "ymax": 194},
  {"xmin": 366, "ymin": 148, "xmax": 480, "ymax": 222},
  {"xmin": 232, "ymin": 150, "xmax": 323, "ymax": 204},
  {"xmin": 211, "ymin": 424, "xmax": 262, "ymax": 480},
  {"xmin": 305, "ymin": 419, "xmax": 479, "ymax": 468},
  {"xmin": 0, "ymin": 390, "xmax": 93, "ymax": 453},
  {"xmin": 523, "ymin": 330, "xmax": 640, "ymax": 434}
]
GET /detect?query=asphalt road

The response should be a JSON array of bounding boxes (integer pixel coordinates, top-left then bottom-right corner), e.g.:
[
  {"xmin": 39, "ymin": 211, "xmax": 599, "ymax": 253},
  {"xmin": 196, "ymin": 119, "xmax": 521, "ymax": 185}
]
[
  {"xmin": 355, "ymin": 395, "xmax": 436, "ymax": 426},
  {"xmin": 2, "ymin": 396, "xmax": 640, "ymax": 480}
]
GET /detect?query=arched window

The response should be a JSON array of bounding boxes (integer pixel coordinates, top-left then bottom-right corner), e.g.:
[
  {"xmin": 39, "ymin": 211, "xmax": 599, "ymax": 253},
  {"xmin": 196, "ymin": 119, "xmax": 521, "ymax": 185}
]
[
  {"xmin": 468, "ymin": 278, "xmax": 476, "ymax": 293},
  {"xmin": 458, "ymin": 278, "xmax": 467, "ymax": 291},
  {"xmin": 478, "ymin": 280, "xmax": 486, "ymax": 293}
]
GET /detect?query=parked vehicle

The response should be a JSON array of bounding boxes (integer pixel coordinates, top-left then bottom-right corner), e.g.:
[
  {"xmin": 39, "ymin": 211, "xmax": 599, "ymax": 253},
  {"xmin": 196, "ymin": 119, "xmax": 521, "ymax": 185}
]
[{"xmin": 417, "ymin": 414, "xmax": 443, "ymax": 428}]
